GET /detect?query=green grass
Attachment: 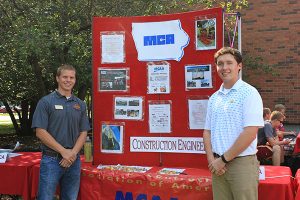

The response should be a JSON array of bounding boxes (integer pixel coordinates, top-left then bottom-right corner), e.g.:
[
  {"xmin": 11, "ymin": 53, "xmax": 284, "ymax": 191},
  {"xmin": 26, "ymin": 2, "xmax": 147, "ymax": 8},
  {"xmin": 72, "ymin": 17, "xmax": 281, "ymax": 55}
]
[{"xmin": 0, "ymin": 113, "xmax": 17, "ymax": 135}]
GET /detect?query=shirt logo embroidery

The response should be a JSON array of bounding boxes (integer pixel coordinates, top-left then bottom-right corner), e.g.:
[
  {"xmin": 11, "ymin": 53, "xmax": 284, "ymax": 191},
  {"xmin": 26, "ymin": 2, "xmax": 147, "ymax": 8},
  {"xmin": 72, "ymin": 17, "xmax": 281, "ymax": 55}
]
[{"xmin": 73, "ymin": 104, "xmax": 81, "ymax": 110}]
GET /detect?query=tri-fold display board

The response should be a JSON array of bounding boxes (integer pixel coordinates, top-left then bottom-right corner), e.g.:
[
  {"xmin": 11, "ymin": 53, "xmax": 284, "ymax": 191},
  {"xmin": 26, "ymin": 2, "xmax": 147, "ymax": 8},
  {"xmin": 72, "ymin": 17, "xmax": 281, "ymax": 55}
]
[{"xmin": 92, "ymin": 7, "xmax": 223, "ymax": 168}]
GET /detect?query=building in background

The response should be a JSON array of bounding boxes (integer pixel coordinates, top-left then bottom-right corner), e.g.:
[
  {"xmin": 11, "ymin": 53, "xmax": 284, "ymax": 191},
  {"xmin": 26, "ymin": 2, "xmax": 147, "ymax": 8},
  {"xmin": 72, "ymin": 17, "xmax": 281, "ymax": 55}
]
[{"xmin": 242, "ymin": 0, "xmax": 300, "ymax": 124}]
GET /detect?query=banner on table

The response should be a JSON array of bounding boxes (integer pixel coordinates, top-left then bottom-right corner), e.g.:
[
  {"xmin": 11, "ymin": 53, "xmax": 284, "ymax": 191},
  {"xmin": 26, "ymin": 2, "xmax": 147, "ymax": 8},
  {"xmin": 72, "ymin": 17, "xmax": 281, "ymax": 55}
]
[
  {"xmin": 130, "ymin": 137, "xmax": 205, "ymax": 154},
  {"xmin": 80, "ymin": 168, "xmax": 212, "ymax": 200}
]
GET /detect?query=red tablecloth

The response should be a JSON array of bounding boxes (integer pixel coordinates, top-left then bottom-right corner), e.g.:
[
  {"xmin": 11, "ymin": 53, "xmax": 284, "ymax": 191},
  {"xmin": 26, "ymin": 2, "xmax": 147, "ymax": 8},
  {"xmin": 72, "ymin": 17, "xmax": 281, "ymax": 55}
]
[
  {"xmin": 26, "ymin": 157, "xmax": 296, "ymax": 200},
  {"xmin": 0, "ymin": 152, "xmax": 41, "ymax": 200},
  {"xmin": 259, "ymin": 166, "xmax": 295, "ymax": 200},
  {"xmin": 78, "ymin": 166, "xmax": 212, "ymax": 200},
  {"xmin": 295, "ymin": 169, "xmax": 300, "ymax": 200},
  {"xmin": 77, "ymin": 165, "xmax": 295, "ymax": 200},
  {"xmin": 294, "ymin": 133, "xmax": 300, "ymax": 154}
]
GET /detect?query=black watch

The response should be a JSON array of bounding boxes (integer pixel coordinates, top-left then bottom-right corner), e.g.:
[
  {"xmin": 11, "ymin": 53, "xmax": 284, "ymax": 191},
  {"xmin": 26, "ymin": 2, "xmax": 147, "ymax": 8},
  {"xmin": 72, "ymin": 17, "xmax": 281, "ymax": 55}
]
[{"xmin": 221, "ymin": 154, "xmax": 229, "ymax": 163}]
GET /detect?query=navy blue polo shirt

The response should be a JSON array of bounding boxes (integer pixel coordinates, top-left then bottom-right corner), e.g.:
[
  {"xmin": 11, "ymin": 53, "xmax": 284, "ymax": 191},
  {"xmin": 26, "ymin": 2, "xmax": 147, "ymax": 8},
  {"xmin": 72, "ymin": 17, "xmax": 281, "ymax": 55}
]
[{"xmin": 32, "ymin": 91, "xmax": 91, "ymax": 151}]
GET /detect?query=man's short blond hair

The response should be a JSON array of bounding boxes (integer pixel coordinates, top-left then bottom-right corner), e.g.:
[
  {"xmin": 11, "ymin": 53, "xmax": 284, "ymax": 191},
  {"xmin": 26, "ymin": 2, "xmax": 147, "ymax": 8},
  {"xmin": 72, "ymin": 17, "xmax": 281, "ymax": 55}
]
[
  {"xmin": 270, "ymin": 111, "xmax": 284, "ymax": 121},
  {"xmin": 56, "ymin": 64, "xmax": 76, "ymax": 77}
]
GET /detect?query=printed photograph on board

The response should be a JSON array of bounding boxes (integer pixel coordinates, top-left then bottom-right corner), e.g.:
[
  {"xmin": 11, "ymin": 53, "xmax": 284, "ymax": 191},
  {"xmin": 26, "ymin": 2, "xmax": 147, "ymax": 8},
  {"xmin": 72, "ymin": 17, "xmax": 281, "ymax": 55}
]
[
  {"xmin": 195, "ymin": 18, "xmax": 216, "ymax": 50},
  {"xmin": 98, "ymin": 68, "xmax": 128, "ymax": 92},
  {"xmin": 101, "ymin": 123, "xmax": 124, "ymax": 153},
  {"xmin": 114, "ymin": 96, "xmax": 144, "ymax": 120},
  {"xmin": 185, "ymin": 64, "xmax": 212, "ymax": 89}
]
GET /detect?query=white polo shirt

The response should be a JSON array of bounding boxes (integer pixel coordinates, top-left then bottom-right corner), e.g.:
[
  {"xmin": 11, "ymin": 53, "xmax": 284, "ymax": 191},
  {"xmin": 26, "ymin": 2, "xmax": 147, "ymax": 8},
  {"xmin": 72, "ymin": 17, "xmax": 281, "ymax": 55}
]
[{"xmin": 204, "ymin": 79, "xmax": 264, "ymax": 156}]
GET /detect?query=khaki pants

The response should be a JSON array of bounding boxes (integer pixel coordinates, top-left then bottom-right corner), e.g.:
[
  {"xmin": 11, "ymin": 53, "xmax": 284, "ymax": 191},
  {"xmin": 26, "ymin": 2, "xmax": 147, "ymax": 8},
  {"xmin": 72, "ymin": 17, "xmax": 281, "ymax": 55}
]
[{"xmin": 212, "ymin": 155, "xmax": 259, "ymax": 200}]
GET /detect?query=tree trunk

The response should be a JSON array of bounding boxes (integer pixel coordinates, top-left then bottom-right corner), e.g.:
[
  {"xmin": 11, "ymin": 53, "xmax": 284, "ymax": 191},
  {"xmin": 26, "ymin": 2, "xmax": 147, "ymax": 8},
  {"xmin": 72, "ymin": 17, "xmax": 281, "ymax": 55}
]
[
  {"xmin": 28, "ymin": 53, "xmax": 47, "ymax": 99},
  {"xmin": 3, "ymin": 101, "xmax": 20, "ymax": 135},
  {"xmin": 19, "ymin": 100, "xmax": 33, "ymax": 136},
  {"xmin": 77, "ymin": 83, "xmax": 87, "ymax": 101}
]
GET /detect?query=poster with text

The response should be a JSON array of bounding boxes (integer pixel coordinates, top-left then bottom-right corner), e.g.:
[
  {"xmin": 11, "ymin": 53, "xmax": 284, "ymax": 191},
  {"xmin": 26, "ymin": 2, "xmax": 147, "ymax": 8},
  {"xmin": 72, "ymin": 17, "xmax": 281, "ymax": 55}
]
[
  {"xmin": 185, "ymin": 64, "xmax": 212, "ymax": 89},
  {"xmin": 98, "ymin": 68, "xmax": 129, "ymax": 92},
  {"xmin": 147, "ymin": 64, "xmax": 170, "ymax": 94},
  {"xmin": 188, "ymin": 99, "xmax": 208, "ymax": 129},
  {"xmin": 114, "ymin": 96, "xmax": 144, "ymax": 120},
  {"xmin": 101, "ymin": 32, "xmax": 125, "ymax": 63},
  {"xmin": 149, "ymin": 101, "xmax": 171, "ymax": 133},
  {"xmin": 195, "ymin": 18, "xmax": 216, "ymax": 50}
]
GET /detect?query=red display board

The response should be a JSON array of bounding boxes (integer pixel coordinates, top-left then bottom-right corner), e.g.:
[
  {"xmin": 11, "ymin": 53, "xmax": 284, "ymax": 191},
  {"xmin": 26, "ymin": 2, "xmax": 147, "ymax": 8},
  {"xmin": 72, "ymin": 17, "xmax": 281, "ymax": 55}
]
[{"xmin": 92, "ymin": 8, "xmax": 223, "ymax": 168}]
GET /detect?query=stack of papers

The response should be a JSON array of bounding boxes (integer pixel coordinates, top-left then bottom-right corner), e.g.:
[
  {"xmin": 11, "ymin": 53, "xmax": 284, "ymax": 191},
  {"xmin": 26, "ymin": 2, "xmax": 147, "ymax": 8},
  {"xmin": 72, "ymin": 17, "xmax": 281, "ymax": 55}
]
[
  {"xmin": 158, "ymin": 168, "xmax": 186, "ymax": 175},
  {"xmin": 97, "ymin": 164, "xmax": 152, "ymax": 173}
]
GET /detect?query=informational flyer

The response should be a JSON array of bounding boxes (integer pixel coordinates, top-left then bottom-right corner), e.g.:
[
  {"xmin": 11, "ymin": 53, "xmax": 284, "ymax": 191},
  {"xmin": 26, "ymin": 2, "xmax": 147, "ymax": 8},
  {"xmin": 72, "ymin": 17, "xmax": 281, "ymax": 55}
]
[
  {"xmin": 149, "ymin": 102, "xmax": 171, "ymax": 133},
  {"xmin": 185, "ymin": 64, "xmax": 212, "ymax": 89},
  {"xmin": 97, "ymin": 164, "xmax": 152, "ymax": 173},
  {"xmin": 148, "ymin": 64, "xmax": 170, "ymax": 94},
  {"xmin": 188, "ymin": 99, "xmax": 208, "ymax": 129},
  {"xmin": 114, "ymin": 96, "xmax": 143, "ymax": 120},
  {"xmin": 158, "ymin": 168, "xmax": 186, "ymax": 175},
  {"xmin": 101, "ymin": 123, "xmax": 124, "ymax": 154},
  {"xmin": 98, "ymin": 68, "xmax": 128, "ymax": 91},
  {"xmin": 195, "ymin": 18, "xmax": 216, "ymax": 50},
  {"xmin": 101, "ymin": 32, "xmax": 125, "ymax": 63}
]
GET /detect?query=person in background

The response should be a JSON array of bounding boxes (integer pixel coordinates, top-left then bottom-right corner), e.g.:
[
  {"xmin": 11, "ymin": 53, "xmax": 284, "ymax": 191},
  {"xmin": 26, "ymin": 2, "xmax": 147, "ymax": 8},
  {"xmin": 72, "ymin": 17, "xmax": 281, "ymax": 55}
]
[
  {"xmin": 274, "ymin": 104, "xmax": 295, "ymax": 139},
  {"xmin": 203, "ymin": 47, "xmax": 264, "ymax": 200},
  {"xmin": 32, "ymin": 64, "xmax": 90, "ymax": 200},
  {"xmin": 257, "ymin": 111, "xmax": 290, "ymax": 166},
  {"xmin": 263, "ymin": 107, "xmax": 271, "ymax": 121}
]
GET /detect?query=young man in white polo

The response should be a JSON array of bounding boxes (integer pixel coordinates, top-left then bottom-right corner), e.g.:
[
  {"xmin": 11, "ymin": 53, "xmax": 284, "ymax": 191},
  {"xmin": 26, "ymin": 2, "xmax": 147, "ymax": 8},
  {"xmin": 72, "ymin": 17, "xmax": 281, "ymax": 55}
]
[{"xmin": 203, "ymin": 47, "xmax": 264, "ymax": 200}]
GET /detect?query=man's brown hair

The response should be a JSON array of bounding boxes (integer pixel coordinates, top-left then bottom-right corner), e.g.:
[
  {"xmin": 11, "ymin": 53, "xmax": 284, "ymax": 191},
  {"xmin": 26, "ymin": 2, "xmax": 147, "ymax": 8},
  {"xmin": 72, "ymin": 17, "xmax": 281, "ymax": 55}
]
[
  {"xmin": 274, "ymin": 104, "xmax": 286, "ymax": 112},
  {"xmin": 263, "ymin": 108, "xmax": 271, "ymax": 118},
  {"xmin": 214, "ymin": 47, "xmax": 242, "ymax": 64}
]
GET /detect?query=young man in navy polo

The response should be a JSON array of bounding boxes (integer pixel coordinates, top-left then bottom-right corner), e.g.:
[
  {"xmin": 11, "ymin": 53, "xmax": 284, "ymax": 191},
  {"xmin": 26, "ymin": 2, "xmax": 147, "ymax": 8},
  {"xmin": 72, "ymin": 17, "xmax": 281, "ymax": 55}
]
[{"xmin": 32, "ymin": 64, "xmax": 90, "ymax": 200}]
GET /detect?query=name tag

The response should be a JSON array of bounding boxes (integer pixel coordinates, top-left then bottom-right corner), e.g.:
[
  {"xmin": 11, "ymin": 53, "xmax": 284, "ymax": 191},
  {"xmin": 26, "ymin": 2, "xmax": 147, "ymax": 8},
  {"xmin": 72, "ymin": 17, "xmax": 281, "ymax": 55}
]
[{"xmin": 55, "ymin": 105, "xmax": 64, "ymax": 110}]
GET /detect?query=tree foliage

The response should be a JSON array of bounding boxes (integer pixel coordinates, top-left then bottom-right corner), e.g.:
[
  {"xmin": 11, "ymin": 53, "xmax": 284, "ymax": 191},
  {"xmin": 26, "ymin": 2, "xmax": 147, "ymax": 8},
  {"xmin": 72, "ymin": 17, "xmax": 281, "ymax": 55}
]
[{"xmin": 0, "ymin": 0, "xmax": 248, "ymax": 135}]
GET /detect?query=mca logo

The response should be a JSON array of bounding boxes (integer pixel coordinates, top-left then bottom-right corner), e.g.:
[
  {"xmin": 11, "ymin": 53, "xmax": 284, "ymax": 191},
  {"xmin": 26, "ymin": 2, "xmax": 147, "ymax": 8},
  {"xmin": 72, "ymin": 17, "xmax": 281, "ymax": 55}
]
[{"xmin": 144, "ymin": 34, "xmax": 175, "ymax": 46}]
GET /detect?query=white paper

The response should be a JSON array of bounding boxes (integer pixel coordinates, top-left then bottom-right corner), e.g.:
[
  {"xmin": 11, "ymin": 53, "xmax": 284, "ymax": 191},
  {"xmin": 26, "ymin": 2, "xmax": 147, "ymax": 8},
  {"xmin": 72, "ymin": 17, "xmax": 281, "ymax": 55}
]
[
  {"xmin": 148, "ymin": 64, "xmax": 170, "ymax": 94},
  {"xmin": 101, "ymin": 34, "xmax": 125, "ymax": 63},
  {"xmin": 132, "ymin": 20, "xmax": 189, "ymax": 61},
  {"xmin": 259, "ymin": 166, "xmax": 265, "ymax": 180},
  {"xmin": 114, "ymin": 97, "xmax": 143, "ymax": 120},
  {"xmin": 149, "ymin": 103, "xmax": 171, "ymax": 133},
  {"xmin": 0, "ymin": 153, "xmax": 8, "ymax": 163},
  {"xmin": 185, "ymin": 65, "xmax": 212, "ymax": 89},
  {"xmin": 8, "ymin": 153, "xmax": 22, "ymax": 158},
  {"xmin": 188, "ymin": 99, "xmax": 208, "ymax": 129}
]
